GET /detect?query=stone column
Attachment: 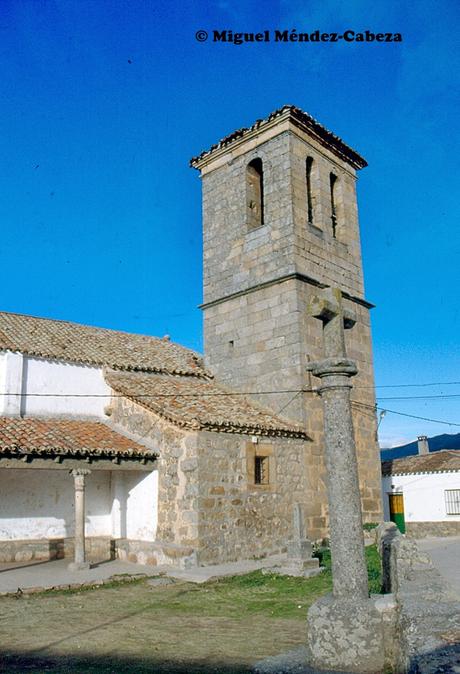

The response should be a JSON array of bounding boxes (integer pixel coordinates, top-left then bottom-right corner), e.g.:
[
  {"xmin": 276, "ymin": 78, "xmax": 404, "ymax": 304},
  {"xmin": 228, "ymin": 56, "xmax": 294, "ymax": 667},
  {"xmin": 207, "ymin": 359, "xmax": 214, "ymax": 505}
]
[
  {"xmin": 309, "ymin": 357, "xmax": 368, "ymax": 599},
  {"xmin": 68, "ymin": 468, "xmax": 91, "ymax": 571},
  {"xmin": 305, "ymin": 288, "xmax": 385, "ymax": 673}
]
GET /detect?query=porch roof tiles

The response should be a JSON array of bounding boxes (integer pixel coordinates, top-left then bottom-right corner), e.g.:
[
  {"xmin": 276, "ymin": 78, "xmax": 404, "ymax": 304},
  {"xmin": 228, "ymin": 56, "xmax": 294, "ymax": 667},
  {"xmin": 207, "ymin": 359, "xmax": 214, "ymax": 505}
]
[
  {"xmin": 105, "ymin": 370, "xmax": 310, "ymax": 439},
  {"xmin": 0, "ymin": 417, "xmax": 157, "ymax": 462}
]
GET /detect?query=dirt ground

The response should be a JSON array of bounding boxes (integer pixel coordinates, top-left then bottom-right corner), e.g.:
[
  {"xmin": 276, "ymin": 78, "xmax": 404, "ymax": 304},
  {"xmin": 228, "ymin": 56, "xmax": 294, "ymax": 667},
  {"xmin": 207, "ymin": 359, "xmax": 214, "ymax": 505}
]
[{"xmin": 0, "ymin": 578, "xmax": 308, "ymax": 673}]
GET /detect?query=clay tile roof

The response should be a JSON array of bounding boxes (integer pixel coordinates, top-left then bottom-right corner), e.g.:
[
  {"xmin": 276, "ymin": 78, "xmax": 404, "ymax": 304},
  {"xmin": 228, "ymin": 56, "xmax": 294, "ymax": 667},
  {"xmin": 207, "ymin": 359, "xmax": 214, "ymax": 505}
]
[
  {"xmin": 0, "ymin": 311, "xmax": 209, "ymax": 377},
  {"xmin": 0, "ymin": 417, "xmax": 157, "ymax": 461},
  {"xmin": 382, "ymin": 450, "xmax": 460, "ymax": 477},
  {"xmin": 190, "ymin": 104, "xmax": 367, "ymax": 170},
  {"xmin": 106, "ymin": 370, "xmax": 310, "ymax": 440}
]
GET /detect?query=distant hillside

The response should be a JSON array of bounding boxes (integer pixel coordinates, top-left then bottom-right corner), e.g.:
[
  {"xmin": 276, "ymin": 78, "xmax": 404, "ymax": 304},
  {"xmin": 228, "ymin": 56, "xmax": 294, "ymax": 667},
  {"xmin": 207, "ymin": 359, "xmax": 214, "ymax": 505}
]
[{"xmin": 380, "ymin": 433, "xmax": 460, "ymax": 460}]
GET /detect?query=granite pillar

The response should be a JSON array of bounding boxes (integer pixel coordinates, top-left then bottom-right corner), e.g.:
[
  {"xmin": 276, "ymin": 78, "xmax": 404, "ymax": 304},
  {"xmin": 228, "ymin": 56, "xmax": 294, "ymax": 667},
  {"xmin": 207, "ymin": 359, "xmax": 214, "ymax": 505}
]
[
  {"xmin": 68, "ymin": 468, "xmax": 91, "ymax": 571},
  {"xmin": 305, "ymin": 288, "xmax": 384, "ymax": 672}
]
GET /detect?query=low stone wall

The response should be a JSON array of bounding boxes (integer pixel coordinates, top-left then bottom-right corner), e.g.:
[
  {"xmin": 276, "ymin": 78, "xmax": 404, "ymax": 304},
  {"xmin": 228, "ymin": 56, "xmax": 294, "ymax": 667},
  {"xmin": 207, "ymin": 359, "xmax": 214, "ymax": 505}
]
[
  {"xmin": 406, "ymin": 520, "xmax": 460, "ymax": 538},
  {"xmin": 377, "ymin": 522, "xmax": 460, "ymax": 673},
  {"xmin": 0, "ymin": 537, "xmax": 115, "ymax": 563},
  {"xmin": 0, "ymin": 536, "xmax": 198, "ymax": 569},
  {"xmin": 115, "ymin": 539, "xmax": 197, "ymax": 569}
]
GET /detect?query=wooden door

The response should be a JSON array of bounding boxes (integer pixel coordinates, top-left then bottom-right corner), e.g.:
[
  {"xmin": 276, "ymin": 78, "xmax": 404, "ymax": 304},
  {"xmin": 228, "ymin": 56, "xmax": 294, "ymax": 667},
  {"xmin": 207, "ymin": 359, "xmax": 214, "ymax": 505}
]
[{"xmin": 389, "ymin": 493, "xmax": 405, "ymax": 533}]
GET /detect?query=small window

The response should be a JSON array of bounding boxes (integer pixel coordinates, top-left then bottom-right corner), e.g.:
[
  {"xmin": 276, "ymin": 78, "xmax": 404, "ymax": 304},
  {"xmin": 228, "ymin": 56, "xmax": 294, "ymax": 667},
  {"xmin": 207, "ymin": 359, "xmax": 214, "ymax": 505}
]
[
  {"xmin": 246, "ymin": 442, "xmax": 274, "ymax": 490},
  {"xmin": 445, "ymin": 489, "xmax": 460, "ymax": 515},
  {"xmin": 306, "ymin": 157, "xmax": 314, "ymax": 224},
  {"xmin": 247, "ymin": 158, "xmax": 264, "ymax": 229},
  {"xmin": 329, "ymin": 172, "xmax": 338, "ymax": 238},
  {"xmin": 254, "ymin": 455, "xmax": 269, "ymax": 485}
]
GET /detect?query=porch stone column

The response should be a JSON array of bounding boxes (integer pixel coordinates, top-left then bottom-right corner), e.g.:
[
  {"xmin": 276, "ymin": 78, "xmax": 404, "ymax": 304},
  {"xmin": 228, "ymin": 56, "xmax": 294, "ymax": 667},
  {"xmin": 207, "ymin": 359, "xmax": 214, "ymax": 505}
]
[{"xmin": 68, "ymin": 468, "xmax": 91, "ymax": 571}]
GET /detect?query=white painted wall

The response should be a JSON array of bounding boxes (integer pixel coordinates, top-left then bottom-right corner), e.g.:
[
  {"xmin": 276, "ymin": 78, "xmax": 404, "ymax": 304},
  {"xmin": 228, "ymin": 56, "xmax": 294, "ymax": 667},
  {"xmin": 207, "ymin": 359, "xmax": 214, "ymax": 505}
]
[
  {"xmin": 382, "ymin": 472, "xmax": 460, "ymax": 522},
  {"xmin": 22, "ymin": 356, "xmax": 110, "ymax": 417},
  {"xmin": 0, "ymin": 352, "xmax": 24, "ymax": 415},
  {"xmin": 110, "ymin": 470, "xmax": 158, "ymax": 540},
  {"xmin": 0, "ymin": 350, "xmax": 110, "ymax": 417},
  {"xmin": 0, "ymin": 468, "xmax": 158, "ymax": 542},
  {"xmin": 0, "ymin": 468, "xmax": 112, "ymax": 539},
  {"xmin": 125, "ymin": 470, "xmax": 158, "ymax": 540}
]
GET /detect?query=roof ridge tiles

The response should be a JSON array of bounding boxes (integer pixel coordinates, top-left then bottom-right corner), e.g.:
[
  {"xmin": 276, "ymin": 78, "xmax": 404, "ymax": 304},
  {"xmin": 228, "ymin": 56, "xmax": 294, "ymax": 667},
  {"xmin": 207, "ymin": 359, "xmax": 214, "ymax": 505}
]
[
  {"xmin": 0, "ymin": 310, "xmax": 211, "ymax": 377},
  {"xmin": 190, "ymin": 104, "xmax": 367, "ymax": 170}
]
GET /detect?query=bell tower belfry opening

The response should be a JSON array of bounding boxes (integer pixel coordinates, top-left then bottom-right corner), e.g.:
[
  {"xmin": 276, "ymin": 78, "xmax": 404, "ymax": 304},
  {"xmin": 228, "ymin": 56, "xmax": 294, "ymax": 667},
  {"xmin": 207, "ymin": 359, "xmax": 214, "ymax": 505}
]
[{"xmin": 191, "ymin": 105, "xmax": 382, "ymax": 528}]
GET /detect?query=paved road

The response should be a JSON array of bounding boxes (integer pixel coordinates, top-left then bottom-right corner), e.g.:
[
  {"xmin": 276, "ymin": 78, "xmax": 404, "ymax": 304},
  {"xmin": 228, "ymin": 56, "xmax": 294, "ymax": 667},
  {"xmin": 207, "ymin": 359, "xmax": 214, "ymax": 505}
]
[{"xmin": 416, "ymin": 536, "xmax": 460, "ymax": 595}]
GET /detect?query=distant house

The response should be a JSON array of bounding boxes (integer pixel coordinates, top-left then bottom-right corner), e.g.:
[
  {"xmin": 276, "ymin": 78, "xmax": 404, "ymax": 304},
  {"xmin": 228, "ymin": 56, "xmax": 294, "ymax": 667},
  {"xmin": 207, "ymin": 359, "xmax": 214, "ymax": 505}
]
[
  {"xmin": 380, "ymin": 432, "xmax": 460, "ymax": 461},
  {"xmin": 381, "ymin": 437, "xmax": 460, "ymax": 537}
]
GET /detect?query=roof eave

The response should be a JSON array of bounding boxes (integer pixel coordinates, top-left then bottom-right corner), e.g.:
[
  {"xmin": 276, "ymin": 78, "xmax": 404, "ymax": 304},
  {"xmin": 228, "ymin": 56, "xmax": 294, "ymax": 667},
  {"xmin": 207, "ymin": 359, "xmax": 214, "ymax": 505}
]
[{"xmin": 190, "ymin": 105, "xmax": 367, "ymax": 172}]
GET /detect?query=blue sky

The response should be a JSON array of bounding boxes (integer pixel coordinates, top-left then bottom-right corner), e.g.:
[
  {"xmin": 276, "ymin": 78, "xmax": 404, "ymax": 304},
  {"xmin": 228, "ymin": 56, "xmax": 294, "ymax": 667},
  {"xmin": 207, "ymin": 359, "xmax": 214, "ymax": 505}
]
[{"xmin": 1, "ymin": 0, "xmax": 459, "ymax": 446}]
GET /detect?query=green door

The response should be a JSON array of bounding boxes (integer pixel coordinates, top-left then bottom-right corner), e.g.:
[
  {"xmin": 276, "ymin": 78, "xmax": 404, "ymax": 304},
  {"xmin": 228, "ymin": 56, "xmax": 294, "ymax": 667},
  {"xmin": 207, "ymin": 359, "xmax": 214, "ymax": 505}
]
[{"xmin": 389, "ymin": 493, "xmax": 405, "ymax": 533}]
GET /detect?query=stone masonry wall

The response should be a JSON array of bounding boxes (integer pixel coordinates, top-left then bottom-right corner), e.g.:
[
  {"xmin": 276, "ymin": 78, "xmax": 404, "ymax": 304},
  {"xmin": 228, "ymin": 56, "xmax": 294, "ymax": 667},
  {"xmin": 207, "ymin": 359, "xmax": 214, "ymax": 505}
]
[
  {"xmin": 109, "ymin": 396, "xmax": 200, "ymax": 550},
  {"xmin": 202, "ymin": 131, "xmax": 296, "ymax": 307},
  {"xmin": 0, "ymin": 536, "xmax": 114, "ymax": 563},
  {"xmin": 194, "ymin": 430, "xmax": 313, "ymax": 565},
  {"xmin": 108, "ymin": 396, "xmax": 321, "ymax": 565},
  {"xmin": 203, "ymin": 280, "xmax": 382, "ymax": 531},
  {"xmin": 406, "ymin": 520, "xmax": 460, "ymax": 538},
  {"xmin": 289, "ymin": 132, "xmax": 364, "ymax": 296},
  {"xmin": 201, "ymin": 124, "xmax": 382, "ymax": 530}
]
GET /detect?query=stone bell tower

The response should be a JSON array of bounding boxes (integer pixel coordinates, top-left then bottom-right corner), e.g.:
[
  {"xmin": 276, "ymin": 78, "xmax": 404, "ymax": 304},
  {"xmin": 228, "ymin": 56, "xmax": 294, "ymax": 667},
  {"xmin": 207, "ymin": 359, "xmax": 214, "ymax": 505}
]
[{"xmin": 191, "ymin": 105, "xmax": 382, "ymax": 524}]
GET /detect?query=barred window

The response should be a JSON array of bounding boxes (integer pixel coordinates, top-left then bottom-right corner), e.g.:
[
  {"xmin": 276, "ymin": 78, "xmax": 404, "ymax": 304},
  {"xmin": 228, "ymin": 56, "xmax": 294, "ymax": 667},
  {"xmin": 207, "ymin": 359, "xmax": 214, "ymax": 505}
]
[
  {"xmin": 445, "ymin": 489, "xmax": 460, "ymax": 515},
  {"xmin": 254, "ymin": 455, "xmax": 269, "ymax": 485}
]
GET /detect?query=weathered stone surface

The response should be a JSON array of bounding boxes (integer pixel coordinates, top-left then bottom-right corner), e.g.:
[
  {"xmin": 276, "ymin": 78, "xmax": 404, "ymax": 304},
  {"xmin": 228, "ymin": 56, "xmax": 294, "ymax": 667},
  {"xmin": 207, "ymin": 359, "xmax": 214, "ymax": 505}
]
[
  {"xmin": 377, "ymin": 521, "xmax": 460, "ymax": 673},
  {"xmin": 116, "ymin": 538, "xmax": 196, "ymax": 568},
  {"xmin": 306, "ymin": 594, "xmax": 385, "ymax": 673},
  {"xmin": 110, "ymin": 392, "xmax": 315, "ymax": 566},
  {"xmin": 0, "ymin": 537, "xmax": 114, "ymax": 563},
  {"xmin": 198, "ymin": 115, "xmax": 382, "ymax": 541},
  {"xmin": 268, "ymin": 504, "xmax": 321, "ymax": 577},
  {"xmin": 406, "ymin": 521, "xmax": 460, "ymax": 538},
  {"xmin": 307, "ymin": 289, "xmax": 369, "ymax": 600}
]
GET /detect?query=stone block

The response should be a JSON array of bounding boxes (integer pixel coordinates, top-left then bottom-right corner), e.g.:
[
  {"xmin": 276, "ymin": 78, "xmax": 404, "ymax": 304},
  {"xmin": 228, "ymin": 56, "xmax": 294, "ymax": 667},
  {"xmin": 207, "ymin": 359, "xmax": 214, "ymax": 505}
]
[
  {"xmin": 287, "ymin": 539, "xmax": 313, "ymax": 558},
  {"xmin": 306, "ymin": 594, "xmax": 385, "ymax": 673},
  {"xmin": 14, "ymin": 550, "xmax": 33, "ymax": 562}
]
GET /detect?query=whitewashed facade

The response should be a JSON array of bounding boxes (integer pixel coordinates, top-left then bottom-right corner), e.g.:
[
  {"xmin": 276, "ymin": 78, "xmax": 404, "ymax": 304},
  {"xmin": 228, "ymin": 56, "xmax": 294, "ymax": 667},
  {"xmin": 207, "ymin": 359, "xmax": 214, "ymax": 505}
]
[{"xmin": 0, "ymin": 349, "xmax": 159, "ymax": 558}]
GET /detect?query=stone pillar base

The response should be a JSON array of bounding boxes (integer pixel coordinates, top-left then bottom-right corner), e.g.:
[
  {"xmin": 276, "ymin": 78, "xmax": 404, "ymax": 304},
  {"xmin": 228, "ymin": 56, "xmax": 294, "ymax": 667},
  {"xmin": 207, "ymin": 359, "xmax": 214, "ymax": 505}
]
[
  {"xmin": 68, "ymin": 561, "xmax": 91, "ymax": 572},
  {"xmin": 272, "ymin": 558, "xmax": 322, "ymax": 578},
  {"xmin": 306, "ymin": 594, "xmax": 384, "ymax": 673}
]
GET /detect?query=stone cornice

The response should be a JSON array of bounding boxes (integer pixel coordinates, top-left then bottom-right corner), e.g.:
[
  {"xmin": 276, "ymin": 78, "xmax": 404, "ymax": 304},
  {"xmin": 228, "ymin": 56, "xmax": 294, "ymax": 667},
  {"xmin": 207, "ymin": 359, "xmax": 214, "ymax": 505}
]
[
  {"xmin": 200, "ymin": 272, "xmax": 375, "ymax": 311},
  {"xmin": 190, "ymin": 105, "xmax": 367, "ymax": 173}
]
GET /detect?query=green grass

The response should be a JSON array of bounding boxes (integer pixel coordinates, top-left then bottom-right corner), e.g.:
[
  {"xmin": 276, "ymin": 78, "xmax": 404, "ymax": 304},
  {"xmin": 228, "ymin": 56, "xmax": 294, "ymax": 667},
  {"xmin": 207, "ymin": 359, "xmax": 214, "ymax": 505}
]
[
  {"xmin": 147, "ymin": 544, "xmax": 383, "ymax": 621},
  {"xmin": 28, "ymin": 545, "xmax": 382, "ymax": 620},
  {"xmin": 363, "ymin": 522, "xmax": 379, "ymax": 531}
]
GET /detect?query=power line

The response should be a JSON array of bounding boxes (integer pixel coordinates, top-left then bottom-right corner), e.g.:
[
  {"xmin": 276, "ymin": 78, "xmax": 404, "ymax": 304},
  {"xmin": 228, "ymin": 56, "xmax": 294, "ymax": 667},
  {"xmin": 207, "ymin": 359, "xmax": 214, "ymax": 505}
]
[
  {"xmin": 1, "ymin": 388, "xmax": 459, "ymax": 426},
  {"xmin": 0, "ymin": 389, "xmax": 314, "ymax": 398},
  {"xmin": 376, "ymin": 394, "xmax": 460, "ymax": 401},
  {"xmin": 352, "ymin": 400, "xmax": 460, "ymax": 428},
  {"xmin": 3, "ymin": 389, "xmax": 460, "ymax": 400},
  {"xmin": 360, "ymin": 381, "xmax": 460, "ymax": 389}
]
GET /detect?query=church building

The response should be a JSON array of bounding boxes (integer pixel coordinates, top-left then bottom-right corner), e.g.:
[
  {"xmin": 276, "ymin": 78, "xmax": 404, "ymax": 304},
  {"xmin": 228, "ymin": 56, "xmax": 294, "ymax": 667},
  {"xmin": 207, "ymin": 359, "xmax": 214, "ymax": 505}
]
[{"xmin": 0, "ymin": 105, "xmax": 382, "ymax": 569}]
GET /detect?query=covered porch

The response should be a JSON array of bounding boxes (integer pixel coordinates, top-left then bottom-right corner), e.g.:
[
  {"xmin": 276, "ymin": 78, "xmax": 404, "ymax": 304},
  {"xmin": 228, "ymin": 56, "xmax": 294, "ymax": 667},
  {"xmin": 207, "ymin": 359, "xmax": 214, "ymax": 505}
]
[{"xmin": 0, "ymin": 417, "xmax": 158, "ymax": 569}]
